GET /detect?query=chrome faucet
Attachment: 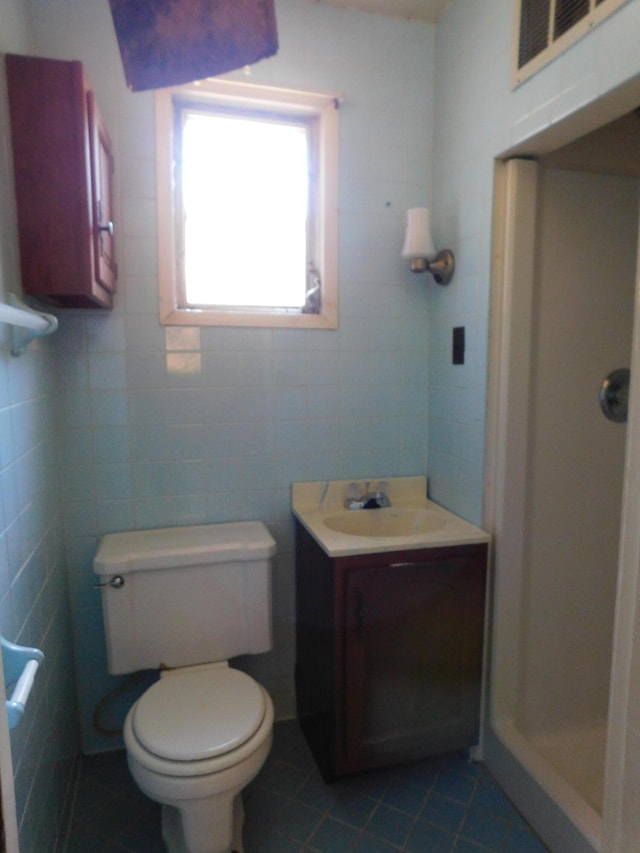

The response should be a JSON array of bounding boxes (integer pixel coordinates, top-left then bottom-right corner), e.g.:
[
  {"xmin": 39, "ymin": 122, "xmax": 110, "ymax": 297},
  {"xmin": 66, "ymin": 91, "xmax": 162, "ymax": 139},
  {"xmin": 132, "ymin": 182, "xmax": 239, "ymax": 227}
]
[{"xmin": 344, "ymin": 481, "xmax": 391, "ymax": 509}]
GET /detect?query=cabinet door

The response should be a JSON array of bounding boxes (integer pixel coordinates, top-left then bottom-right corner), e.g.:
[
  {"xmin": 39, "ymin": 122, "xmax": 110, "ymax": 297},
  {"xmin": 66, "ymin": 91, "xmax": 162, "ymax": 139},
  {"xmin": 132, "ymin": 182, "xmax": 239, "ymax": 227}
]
[
  {"xmin": 88, "ymin": 91, "xmax": 117, "ymax": 295},
  {"xmin": 6, "ymin": 54, "xmax": 116, "ymax": 308},
  {"xmin": 342, "ymin": 551, "xmax": 486, "ymax": 772}
]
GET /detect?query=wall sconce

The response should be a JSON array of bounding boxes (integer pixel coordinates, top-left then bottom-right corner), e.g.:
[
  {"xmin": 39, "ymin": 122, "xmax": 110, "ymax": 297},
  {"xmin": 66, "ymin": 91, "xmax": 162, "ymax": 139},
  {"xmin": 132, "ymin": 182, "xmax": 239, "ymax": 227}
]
[{"xmin": 401, "ymin": 207, "xmax": 455, "ymax": 285}]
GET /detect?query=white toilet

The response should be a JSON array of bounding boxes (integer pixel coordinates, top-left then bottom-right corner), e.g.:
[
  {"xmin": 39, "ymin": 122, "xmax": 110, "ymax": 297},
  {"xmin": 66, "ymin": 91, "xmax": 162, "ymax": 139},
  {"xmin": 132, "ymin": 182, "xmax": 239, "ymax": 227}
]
[{"xmin": 93, "ymin": 521, "xmax": 276, "ymax": 853}]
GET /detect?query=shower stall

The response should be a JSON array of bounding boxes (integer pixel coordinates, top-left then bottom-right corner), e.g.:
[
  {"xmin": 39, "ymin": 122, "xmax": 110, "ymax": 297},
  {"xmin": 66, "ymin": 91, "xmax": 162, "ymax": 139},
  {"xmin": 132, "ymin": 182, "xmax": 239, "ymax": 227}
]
[{"xmin": 484, "ymin": 124, "xmax": 640, "ymax": 853}]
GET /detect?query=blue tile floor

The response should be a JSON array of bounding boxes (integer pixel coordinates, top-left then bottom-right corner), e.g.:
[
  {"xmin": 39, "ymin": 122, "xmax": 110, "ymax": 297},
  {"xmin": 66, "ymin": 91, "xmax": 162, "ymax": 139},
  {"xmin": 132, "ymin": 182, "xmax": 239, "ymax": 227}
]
[{"xmin": 64, "ymin": 720, "xmax": 549, "ymax": 852}]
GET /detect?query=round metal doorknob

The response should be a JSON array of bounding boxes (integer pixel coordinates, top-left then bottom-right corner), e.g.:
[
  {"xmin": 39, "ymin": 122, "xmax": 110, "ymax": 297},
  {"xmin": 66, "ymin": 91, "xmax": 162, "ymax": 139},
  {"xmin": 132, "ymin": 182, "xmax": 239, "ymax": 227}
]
[
  {"xmin": 98, "ymin": 221, "xmax": 114, "ymax": 236},
  {"xmin": 599, "ymin": 368, "xmax": 630, "ymax": 423}
]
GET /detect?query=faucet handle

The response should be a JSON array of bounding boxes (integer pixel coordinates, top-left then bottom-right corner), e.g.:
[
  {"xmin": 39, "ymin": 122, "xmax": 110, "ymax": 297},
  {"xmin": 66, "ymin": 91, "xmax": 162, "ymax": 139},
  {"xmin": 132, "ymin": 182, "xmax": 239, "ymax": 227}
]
[
  {"xmin": 344, "ymin": 482, "xmax": 364, "ymax": 509},
  {"xmin": 346, "ymin": 482, "xmax": 363, "ymax": 499},
  {"xmin": 373, "ymin": 481, "xmax": 391, "ymax": 507}
]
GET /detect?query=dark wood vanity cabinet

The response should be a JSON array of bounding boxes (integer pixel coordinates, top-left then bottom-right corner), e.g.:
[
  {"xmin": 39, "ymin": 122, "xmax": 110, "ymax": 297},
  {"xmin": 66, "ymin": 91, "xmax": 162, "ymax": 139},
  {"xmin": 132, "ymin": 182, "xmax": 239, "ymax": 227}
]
[
  {"xmin": 6, "ymin": 54, "xmax": 117, "ymax": 308},
  {"xmin": 295, "ymin": 522, "xmax": 488, "ymax": 780}
]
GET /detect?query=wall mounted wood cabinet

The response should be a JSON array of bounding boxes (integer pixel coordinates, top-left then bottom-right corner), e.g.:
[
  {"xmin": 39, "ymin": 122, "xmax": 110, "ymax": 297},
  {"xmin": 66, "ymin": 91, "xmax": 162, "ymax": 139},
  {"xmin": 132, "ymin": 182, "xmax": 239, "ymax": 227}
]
[
  {"xmin": 6, "ymin": 54, "xmax": 116, "ymax": 308},
  {"xmin": 295, "ymin": 522, "xmax": 488, "ymax": 780}
]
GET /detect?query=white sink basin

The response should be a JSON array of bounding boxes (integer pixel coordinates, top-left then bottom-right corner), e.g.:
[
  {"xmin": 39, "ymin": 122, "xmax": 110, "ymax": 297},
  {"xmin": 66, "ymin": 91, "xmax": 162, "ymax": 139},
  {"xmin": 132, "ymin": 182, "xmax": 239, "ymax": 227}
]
[
  {"xmin": 323, "ymin": 508, "xmax": 447, "ymax": 538},
  {"xmin": 292, "ymin": 477, "xmax": 490, "ymax": 556}
]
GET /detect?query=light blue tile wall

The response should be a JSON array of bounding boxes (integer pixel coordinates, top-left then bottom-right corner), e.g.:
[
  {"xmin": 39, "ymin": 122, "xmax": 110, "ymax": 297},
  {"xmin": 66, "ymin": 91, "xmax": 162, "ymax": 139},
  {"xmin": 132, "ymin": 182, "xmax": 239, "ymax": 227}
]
[
  {"xmin": 25, "ymin": 0, "xmax": 436, "ymax": 752},
  {"xmin": 428, "ymin": 0, "xmax": 640, "ymax": 526},
  {"xmin": 0, "ymin": 3, "xmax": 80, "ymax": 849}
]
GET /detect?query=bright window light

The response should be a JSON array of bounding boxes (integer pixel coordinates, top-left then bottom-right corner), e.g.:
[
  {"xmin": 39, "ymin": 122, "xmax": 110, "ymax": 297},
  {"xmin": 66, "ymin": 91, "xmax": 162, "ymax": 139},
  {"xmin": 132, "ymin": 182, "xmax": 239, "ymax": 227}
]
[
  {"xmin": 156, "ymin": 78, "xmax": 339, "ymax": 329},
  {"xmin": 181, "ymin": 110, "xmax": 310, "ymax": 309}
]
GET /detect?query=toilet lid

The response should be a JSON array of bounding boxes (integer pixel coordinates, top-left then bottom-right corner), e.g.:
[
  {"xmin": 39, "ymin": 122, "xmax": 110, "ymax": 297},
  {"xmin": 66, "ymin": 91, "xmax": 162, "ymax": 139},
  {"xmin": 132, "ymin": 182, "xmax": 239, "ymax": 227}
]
[{"xmin": 131, "ymin": 668, "xmax": 266, "ymax": 762}]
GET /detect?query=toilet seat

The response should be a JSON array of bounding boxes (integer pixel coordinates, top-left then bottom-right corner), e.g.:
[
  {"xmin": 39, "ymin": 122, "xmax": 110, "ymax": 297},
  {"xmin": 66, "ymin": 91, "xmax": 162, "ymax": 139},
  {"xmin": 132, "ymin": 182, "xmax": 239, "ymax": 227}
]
[
  {"xmin": 124, "ymin": 669, "xmax": 274, "ymax": 779},
  {"xmin": 131, "ymin": 667, "xmax": 266, "ymax": 762}
]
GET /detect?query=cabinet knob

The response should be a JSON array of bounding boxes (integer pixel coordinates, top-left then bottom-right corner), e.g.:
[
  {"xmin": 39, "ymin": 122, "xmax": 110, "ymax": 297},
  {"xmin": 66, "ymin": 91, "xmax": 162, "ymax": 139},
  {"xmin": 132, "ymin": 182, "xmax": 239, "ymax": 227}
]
[{"xmin": 99, "ymin": 221, "xmax": 114, "ymax": 236}]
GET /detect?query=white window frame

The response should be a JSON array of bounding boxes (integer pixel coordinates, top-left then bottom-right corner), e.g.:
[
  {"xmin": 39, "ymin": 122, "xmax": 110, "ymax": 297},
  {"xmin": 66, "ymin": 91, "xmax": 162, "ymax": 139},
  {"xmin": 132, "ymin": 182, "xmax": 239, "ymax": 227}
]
[
  {"xmin": 512, "ymin": 0, "xmax": 632, "ymax": 89},
  {"xmin": 156, "ymin": 77, "xmax": 339, "ymax": 328}
]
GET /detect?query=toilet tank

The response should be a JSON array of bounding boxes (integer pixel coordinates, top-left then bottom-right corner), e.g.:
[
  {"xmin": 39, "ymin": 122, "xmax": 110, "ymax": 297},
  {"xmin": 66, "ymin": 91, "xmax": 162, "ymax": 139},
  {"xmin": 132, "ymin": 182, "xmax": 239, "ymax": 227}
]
[{"xmin": 93, "ymin": 522, "xmax": 275, "ymax": 675}]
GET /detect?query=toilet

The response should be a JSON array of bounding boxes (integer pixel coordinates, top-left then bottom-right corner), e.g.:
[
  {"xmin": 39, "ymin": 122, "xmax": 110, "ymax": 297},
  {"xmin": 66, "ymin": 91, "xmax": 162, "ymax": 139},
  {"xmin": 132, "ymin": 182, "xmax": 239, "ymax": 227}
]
[{"xmin": 93, "ymin": 521, "xmax": 276, "ymax": 853}]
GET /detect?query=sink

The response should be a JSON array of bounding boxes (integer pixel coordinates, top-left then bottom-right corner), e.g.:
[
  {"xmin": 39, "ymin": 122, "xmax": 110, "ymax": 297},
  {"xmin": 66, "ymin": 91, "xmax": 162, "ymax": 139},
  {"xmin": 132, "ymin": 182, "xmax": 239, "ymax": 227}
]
[
  {"xmin": 323, "ymin": 508, "xmax": 447, "ymax": 538},
  {"xmin": 292, "ymin": 478, "xmax": 490, "ymax": 556}
]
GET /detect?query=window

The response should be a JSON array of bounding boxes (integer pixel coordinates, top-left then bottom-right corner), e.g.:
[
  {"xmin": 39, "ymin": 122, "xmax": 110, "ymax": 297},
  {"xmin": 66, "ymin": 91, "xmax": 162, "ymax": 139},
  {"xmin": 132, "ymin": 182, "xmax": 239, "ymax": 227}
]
[
  {"xmin": 156, "ymin": 78, "xmax": 339, "ymax": 328},
  {"xmin": 514, "ymin": 0, "xmax": 631, "ymax": 87}
]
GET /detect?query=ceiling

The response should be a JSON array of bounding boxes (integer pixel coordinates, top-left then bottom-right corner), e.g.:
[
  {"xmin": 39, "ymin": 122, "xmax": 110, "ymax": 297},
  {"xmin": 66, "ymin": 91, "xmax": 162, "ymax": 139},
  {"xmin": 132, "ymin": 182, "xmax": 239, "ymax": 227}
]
[{"xmin": 311, "ymin": 0, "xmax": 451, "ymax": 23}]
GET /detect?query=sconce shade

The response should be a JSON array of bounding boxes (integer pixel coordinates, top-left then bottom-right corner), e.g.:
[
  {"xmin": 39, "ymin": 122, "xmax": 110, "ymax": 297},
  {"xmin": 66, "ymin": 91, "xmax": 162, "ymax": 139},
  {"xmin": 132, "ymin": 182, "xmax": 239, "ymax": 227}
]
[
  {"xmin": 402, "ymin": 207, "xmax": 435, "ymax": 260},
  {"xmin": 401, "ymin": 207, "xmax": 455, "ymax": 284},
  {"xmin": 108, "ymin": 0, "xmax": 279, "ymax": 92}
]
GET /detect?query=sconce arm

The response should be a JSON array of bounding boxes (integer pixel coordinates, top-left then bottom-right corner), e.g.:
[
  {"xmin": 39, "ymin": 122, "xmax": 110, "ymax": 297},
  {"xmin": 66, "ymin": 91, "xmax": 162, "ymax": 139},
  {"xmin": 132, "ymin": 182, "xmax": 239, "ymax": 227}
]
[{"xmin": 409, "ymin": 249, "xmax": 455, "ymax": 285}]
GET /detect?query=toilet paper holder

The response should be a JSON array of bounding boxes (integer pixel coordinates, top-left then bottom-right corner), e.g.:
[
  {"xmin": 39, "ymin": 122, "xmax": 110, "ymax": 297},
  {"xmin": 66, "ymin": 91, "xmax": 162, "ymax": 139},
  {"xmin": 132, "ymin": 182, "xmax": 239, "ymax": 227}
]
[{"xmin": 1, "ymin": 636, "xmax": 44, "ymax": 730}]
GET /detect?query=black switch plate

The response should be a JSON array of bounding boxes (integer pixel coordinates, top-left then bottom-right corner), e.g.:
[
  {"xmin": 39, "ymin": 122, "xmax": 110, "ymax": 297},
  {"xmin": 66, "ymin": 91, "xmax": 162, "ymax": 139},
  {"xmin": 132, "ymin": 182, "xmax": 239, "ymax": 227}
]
[{"xmin": 453, "ymin": 326, "xmax": 465, "ymax": 365}]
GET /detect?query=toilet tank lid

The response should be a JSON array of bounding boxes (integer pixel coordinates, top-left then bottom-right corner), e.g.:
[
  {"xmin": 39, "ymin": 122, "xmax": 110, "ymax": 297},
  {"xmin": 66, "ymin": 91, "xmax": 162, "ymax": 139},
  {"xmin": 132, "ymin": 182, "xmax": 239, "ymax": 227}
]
[{"xmin": 93, "ymin": 522, "xmax": 276, "ymax": 575}]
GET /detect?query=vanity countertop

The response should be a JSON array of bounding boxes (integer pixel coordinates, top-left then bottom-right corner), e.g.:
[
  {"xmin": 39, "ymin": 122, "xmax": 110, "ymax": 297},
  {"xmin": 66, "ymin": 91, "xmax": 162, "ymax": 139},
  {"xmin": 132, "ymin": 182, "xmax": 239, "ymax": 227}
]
[{"xmin": 292, "ymin": 476, "xmax": 490, "ymax": 557}]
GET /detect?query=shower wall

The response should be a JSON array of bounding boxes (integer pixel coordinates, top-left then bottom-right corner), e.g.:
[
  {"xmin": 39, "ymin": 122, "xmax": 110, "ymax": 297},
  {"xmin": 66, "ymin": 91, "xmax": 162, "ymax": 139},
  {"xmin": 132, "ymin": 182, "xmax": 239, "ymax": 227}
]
[{"xmin": 517, "ymin": 168, "xmax": 639, "ymax": 745}]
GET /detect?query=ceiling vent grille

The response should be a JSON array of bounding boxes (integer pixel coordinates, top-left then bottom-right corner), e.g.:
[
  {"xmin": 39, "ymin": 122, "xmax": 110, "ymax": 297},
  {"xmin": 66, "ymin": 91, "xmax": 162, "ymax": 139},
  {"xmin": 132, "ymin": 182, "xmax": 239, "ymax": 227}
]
[{"xmin": 514, "ymin": 0, "xmax": 629, "ymax": 86}]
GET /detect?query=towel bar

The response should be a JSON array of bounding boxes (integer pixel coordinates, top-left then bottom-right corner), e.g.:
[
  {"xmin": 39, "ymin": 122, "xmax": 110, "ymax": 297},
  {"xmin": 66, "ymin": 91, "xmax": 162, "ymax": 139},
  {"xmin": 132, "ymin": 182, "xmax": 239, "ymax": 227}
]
[
  {"xmin": 0, "ymin": 295, "xmax": 57, "ymax": 356},
  {"xmin": 1, "ymin": 637, "xmax": 44, "ymax": 730}
]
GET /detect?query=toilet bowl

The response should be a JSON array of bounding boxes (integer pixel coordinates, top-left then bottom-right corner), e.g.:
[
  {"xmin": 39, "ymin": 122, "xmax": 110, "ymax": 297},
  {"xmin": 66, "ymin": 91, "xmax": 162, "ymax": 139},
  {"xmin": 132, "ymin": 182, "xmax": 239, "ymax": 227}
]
[{"xmin": 124, "ymin": 663, "xmax": 274, "ymax": 853}]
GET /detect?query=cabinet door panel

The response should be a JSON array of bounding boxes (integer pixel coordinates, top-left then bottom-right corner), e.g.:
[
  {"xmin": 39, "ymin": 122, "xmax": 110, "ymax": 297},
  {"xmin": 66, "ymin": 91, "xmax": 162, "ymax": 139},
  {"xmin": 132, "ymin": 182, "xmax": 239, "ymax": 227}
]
[
  {"xmin": 88, "ymin": 92, "xmax": 117, "ymax": 294},
  {"xmin": 343, "ymin": 554, "xmax": 485, "ymax": 771}
]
